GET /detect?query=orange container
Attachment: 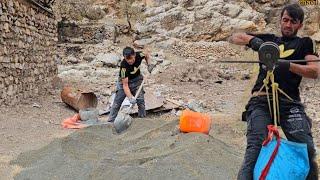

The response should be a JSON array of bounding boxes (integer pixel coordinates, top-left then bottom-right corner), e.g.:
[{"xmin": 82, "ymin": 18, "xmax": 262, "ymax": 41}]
[{"xmin": 179, "ymin": 110, "xmax": 211, "ymax": 134}]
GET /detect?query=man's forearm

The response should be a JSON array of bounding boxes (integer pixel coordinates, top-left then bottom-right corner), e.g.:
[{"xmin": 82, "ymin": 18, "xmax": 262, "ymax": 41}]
[
  {"xmin": 289, "ymin": 55, "xmax": 320, "ymax": 79},
  {"xmin": 290, "ymin": 63, "xmax": 319, "ymax": 79},
  {"xmin": 145, "ymin": 53, "xmax": 151, "ymax": 65},
  {"xmin": 122, "ymin": 78, "xmax": 134, "ymax": 98},
  {"xmin": 229, "ymin": 33, "xmax": 254, "ymax": 45},
  {"xmin": 123, "ymin": 85, "xmax": 133, "ymax": 98}
]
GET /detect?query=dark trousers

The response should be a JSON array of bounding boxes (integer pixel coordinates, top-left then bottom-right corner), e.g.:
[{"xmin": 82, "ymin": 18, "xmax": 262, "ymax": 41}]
[
  {"xmin": 238, "ymin": 96, "xmax": 318, "ymax": 180},
  {"xmin": 108, "ymin": 76, "xmax": 146, "ymax": 122}
]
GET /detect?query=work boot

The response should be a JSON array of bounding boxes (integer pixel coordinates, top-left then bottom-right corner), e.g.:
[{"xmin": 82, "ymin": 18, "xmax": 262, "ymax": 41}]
[{"xmin": 138, "ymin": 104, "xmax": 146, "ymax": 118}]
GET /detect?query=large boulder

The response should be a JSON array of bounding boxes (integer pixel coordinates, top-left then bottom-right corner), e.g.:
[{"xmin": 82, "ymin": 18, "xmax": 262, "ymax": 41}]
[
  {"xmin": 93, "ymin": 53, "xmax": 121, "ymax": 68},
  {"xmin": 303, "ymin": 7, "xmax": 320, "ymax": 36},
  {"xmin": 138, "ymin": 0, "xmax": 266, "ymax": 42},
  {"xmin": 192, "ymin": 16, "xmax": 224, "ymax": 39},
  {"xmin": 133, "ymin": 38, "xmax": 155, "ymax": 48},
  {"xmin": 178, "ymin": 0, "xmax": 194, "ymax": 8},
  {"xmin": 84, "ymin": 6, "xmax": 106, "ymax": 20},
  {"xmin": 144, "ymin": 3, "xmax": 174, "ymax": 17},
  {"xmin": 222, "ymin": 4, "xmax": 242, "ymax": 18},
  {"xmin": 159, "ymin": 7, "xmax": 184, "ymax": 31}
]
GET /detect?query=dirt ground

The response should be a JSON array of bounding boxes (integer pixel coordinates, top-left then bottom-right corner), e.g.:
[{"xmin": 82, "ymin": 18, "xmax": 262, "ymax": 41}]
[
  {"xmin": 0, "ymin": 93, "xmax": 76, "ymax": 179},
  {"xmin": 0, "ymin": 93, "xmax": 246, "ymax": 179},
  {"xmin": 1, "ymin": 47, "xmax": 320, "ymax": 179}
]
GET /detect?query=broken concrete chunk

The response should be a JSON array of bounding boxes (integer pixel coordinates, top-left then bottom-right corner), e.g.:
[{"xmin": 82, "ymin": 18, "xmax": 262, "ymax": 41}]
[
  {"xmin": 94, "ymin": 53, "xmax": 121, "ymax": 68},
  {"xmin": 187, "ymin": 99, "xmax": 205, "ymax": 112},
  {"xmin": 79, "ymin": 108, "xmax": 99, "ymax": 121}
]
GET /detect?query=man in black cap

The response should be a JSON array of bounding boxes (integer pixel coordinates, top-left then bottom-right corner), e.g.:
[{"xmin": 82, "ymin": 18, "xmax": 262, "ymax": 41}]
[
  {"xmin": 108, "ymin": 47, "xmax": 155, "ymax": 122},
  {"xmin": 229, "ymin": 3, "xmax": 319, "ymax": 180}
]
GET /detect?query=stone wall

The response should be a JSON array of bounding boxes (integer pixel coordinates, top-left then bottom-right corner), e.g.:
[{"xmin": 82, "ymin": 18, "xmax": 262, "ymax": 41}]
[
  {"xmin": 57, "ymin": 21, "xmax": 113, "ymax": 44},
  {"xmin": 0, "ymin": 0, "xmax": 58, "ymax": 105}
]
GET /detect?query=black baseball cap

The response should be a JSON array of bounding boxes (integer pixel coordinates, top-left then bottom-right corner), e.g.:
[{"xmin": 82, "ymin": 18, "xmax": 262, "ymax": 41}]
[{"xmin": 123, "ymin": 47, "xmax": 135, "ymax": 57}]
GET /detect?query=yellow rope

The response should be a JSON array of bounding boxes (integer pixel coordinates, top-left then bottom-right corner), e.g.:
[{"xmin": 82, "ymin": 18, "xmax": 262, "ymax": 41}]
[
  {"xmin": 265, "ymin": 72, "xmax": 273, "ymax": 118},
  {"xmin": 267, "ymin": 71, "xmax": 291, "ymax": 127},
  {"xmin": 270, "ymin": 73, "xmax": 278, "ymax": 127},
  {"xmin": 277, "ymin": 88, "xmax": 293, "ymax": 102},
  {"xmin": 276, "ymin": 85, "xmax": 280, "ymax": 125},
  {"xmin": 256, "ymin": 71, "xmax": 273, "ymax": 117},
  {"xmin": 252, "ymin": 69, "xmax": 293, "ymax": 127}
]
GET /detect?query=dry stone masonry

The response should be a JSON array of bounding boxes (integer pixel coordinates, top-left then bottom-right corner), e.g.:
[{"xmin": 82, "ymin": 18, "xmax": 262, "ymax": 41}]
[
  {"xmin": 57, "ymin": 20, "xmax": 114, "ymax": 44},
  {"xmin": 0, "ymin": 0, "xmax": 57, "ymax": 105}
]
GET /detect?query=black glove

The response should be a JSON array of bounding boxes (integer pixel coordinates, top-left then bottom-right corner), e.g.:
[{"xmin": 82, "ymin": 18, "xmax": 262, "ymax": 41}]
[
  {"xmin": 276, "ymin": 60, "xmax": 290, "ymax": 71},
  {"xmin": 249, "ymin": 37, "xmax": 264, "ymax": 51},
  {"xmin": 147, "ymin": 64, "xmax": 155, "ymax": 73}
]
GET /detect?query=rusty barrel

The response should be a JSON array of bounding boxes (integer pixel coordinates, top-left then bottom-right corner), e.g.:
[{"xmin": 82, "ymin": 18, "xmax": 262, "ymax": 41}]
[{"xmin": 61, "ymin": 86, "xmax": 98, "ymax": 111}]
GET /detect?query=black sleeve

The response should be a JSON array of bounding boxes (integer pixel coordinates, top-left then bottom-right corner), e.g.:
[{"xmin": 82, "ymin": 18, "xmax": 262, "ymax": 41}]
[
  {"xmin": 245, "ymin": 33, "xmax": 276, "ymax": 50},
  {"xmin": 119, "ymin": 61, "xmax": 129, "ymax": 79},
  {"xmin": 303, "ymin": 37, "xmax": 318, "ymax": 57},
  {"xmin": 246, "ymin": 33, "xmax": 276, "ymax": 42},
  {"xmin": 136, "ymin": 51, "xmax": 146, "ymax": 61}
]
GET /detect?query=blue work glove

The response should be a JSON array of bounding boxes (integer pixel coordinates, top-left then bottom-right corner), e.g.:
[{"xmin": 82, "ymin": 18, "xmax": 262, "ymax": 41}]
[
  {"xmin": 129, "ymin": 97, "xmax": 137, "ymax": 105},
  {"xmin": 249, "ymin": 37, "xmax": 264, "ymax": 51}
]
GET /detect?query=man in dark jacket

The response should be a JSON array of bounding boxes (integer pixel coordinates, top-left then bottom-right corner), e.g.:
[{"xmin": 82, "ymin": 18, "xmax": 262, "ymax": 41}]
[{"xmin": 229, "ymin": 3, "xmax": 319, "ymax": 180}]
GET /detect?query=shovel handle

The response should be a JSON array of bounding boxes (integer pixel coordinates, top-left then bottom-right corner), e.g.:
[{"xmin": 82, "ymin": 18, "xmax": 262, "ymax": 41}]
[
  {"xmin": 128, "ymin": 78, "xmax": 145, "ymax": 110},
  {"xmin": 134, "ymin": 78, "xmax": 145, "ymax": 99}
]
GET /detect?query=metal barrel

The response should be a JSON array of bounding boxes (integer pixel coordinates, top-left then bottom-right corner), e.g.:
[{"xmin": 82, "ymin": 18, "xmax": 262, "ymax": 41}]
[{"xmin": 60, "ymin": 86, "xmax": 98, "ymax": 111}]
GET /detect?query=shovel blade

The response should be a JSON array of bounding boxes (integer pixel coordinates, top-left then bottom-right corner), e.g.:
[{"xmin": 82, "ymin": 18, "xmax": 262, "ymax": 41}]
[{"xmin": 114, "ymin": 112, "xmax": 133, "ymax": 134}]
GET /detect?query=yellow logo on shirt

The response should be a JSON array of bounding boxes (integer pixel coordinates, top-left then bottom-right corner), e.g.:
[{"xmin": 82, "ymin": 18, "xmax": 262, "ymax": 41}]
[
  {"xmin": 279, "ymin": 44, "xmax": 295, "ymax": 58},
  {"xmin": 130, "ymin": 66, "xmax": 140, "ymax": 74}
]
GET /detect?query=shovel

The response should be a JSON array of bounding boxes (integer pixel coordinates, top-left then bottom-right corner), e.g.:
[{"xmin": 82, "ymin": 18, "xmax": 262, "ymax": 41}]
[{"xmin": 113, "ymin": 78, "xmax": 145, "ymax": 133}]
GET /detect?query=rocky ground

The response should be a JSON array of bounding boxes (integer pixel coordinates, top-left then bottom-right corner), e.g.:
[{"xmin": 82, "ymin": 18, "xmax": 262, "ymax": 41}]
[{"xmin": 1, "ymin": 0, "xmax": 320, "ymax": 179}]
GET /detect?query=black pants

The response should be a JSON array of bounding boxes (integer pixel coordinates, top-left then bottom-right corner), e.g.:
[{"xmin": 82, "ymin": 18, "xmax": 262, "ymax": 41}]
[
  {"xmin": 108, "ymin": 76, "xmax": 146, "ymax": 122},
  {"xmin": 238, "ymin": 96, "xmax": 318, "ymax": 180}
]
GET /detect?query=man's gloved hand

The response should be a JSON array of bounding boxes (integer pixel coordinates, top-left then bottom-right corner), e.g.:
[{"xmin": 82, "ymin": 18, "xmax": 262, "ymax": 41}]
[
  {"xmin": 147, "ymin": 64, "xmax": 155, "ymax": 73},
  {"xmin": 249, "ymin": 37, "xmax": 264, "ymax": 51},
  {"xmin": 276, "ymin": 60, "xmax": 290, "ymax": 71},
  {"xmin": 129, "ymin": 97, "xmax": 137, "ymax": 105}
]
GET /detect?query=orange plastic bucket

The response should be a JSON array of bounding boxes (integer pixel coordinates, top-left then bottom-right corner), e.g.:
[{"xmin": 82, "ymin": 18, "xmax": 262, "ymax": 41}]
[{"xmin": 179, "ymin": 110, "xmax": 211, "ymax": 134}]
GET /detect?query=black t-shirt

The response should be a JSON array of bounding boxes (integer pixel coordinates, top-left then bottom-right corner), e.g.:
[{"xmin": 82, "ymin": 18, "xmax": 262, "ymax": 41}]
[
  {"xmin": 119, "ymin": 51, "xmax": 145, "ymax": 80},
  {"xmin": 248, "ymin": 34, "xmax": 318, "ymax": 101}
]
